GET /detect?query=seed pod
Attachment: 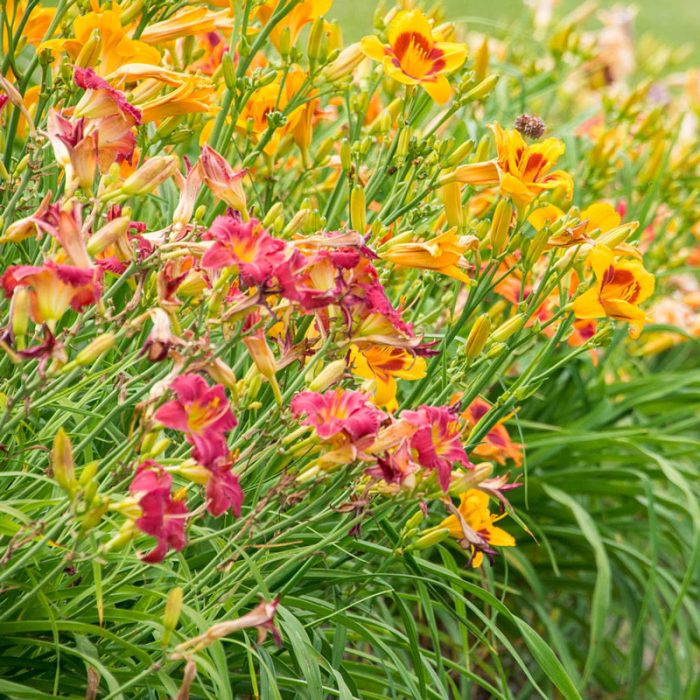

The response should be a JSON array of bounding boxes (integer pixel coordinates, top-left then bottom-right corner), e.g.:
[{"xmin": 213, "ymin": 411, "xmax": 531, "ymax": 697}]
[{"xmin": 465, "ymin": 313, "xmax": 491, "ymax": 359}]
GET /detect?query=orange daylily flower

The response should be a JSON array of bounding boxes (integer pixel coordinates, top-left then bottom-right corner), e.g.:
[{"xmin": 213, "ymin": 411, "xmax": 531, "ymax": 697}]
[
  {"xmin": 360, "ymin": 10, "xmax": 467, "ymax": 104},
  {"xmin": 349, "ymin": 344, "xmax": 427, "ymax": 411},
  {"xmin": 573, "ymin": 245, "xmax": 655, "ymax": 339},
  {"xmin": 380, "ymin": 229, "xmax": 476, "ymax": 284},
  {"xmin": 256, "ymin": 0, "xmax": 333, "ymax": 52},
  {"xmin": 446, "ymin": 123, "xmax": 574, "ymax": 208},
  {"xmin": 461, "ymin": 398, "xmax": 523, "ymax": 467},
  {"xmin": 41, "ymin": 10, "xmax": 160, "ymax": 75},
  {"xmin": 439, "ymin": 489, "xmax": 515, "ymax": 568},
  {"xmin": 139, "ymin": 7, "xmax": 233, "ymax": 44}
]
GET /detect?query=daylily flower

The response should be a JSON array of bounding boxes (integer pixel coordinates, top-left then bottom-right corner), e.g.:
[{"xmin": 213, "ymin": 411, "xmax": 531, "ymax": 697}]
[
  {"xmin": 349, "ymin": 344, "xmax": 427, "ymax": 411},
  {"xmin": 41, "ymin": 10, "xmax": 160, "ymax": 75},
  {"xmin": 400, "ymin": 405, "xmax": 472, "ymax": 491},
  {"xmin": 380, "ymin": 229, "xmax": 476, "ymax": 283},
  {"xmin": 445, "ymin": 123, "xmax": 573, "ymax": 208},
  {"xmin": 200, "ymin": 146, "xmax": 248, "ymax": 215},
  {"xmin": 291, "ymin": 389, "xmax": 387, "ymax": 443},
  {"xmin": 1, "ymin": 262, "xmax": 101, "ymax": 325},
  {"xmin": 439, "ymin": 489, "xmax": 515, "ymax": 568},
  {"xmin": 202, "ymin": 216, "xmax": 288, "ymax": 287},
  {"xmin": 73, "ymin": 68, "xmax": 142, "ymax": 125},
  {"xmin": 155, "ymin": 373, "xmax": 237, "ymax": 467},
  {"xmin": 462, "ymin": 398, "xmax": 523, "ymax": 467},
  {"xmin": 129, "ymin": 461, "xmax": 188, "ymax": 564},
  {"xmin": 205, "ymin": 465, "xmax": 243, "ymax": 518},
  {"xmin": 139, "ymin": 7, "xmax": 230, "ymax": 44},
  {"xmin": 360, "ymin": 10, "xmax": 467, "ymax": 104},
  {"xmin": 573, "ymin": 245, "xmax": 655, "ymax": 338},
  {"xmin": 256, "ymin": 0, "xmax": 333, "ymax": 52}
]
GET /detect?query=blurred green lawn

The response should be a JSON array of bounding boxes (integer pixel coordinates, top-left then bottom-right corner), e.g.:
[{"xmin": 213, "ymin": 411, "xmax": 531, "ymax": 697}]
[{"xmin": 330, "ymin": 0, "xmax": 698, "ymax": 62}]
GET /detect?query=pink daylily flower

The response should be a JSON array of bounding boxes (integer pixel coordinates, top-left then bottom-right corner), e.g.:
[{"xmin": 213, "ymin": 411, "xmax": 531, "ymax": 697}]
[
  {"xmin": 1, "ymin": 261, "xmax": 101, "ymax": 324},
  {"xmin": 154, "ymin": 373, "xmax": 236, "ymax": 467},
  {"xmin": 205, "ymin": 466, "xmax": 243, "ymax": 517},
  {"xmin": 401, "ymin": 404, "xmax": 473, "ymax": 491},
  {"xmin": 201, "ymin": 215, "xmax": 289, "ymax": 287},
  {"xmin": 291, "ymin": 389, "xmax": 386, "ymax": 442},
  {"xmin": 200, "ymin": 145, "xmax": 247, "ymax": 213},
  {"xmin": 129, "ymin": 461, "xmax": 188, "ymax": 563},
  {"xmin": 73, "ymin": 67, "xmax": 142, "ymax": 124}
]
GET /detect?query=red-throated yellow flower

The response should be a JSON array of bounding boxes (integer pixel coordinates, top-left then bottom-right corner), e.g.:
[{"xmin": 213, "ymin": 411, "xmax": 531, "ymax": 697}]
[
  {"xmin": 444, "ymin": 123, "xmax": 573, "ymax": 208},
  {"xmin": 360, "ymin": 10, "xmax": 467, "ymax": 104},
  {"xmin": 439, "ymin": 489, "xmax": 515, "ymax": 568},
  {"xmin": 573, "ymin": 245, "xmax": 655, "ymax": 339},
  {"xmin": 380, "ymin": 228, "xmax": 476, "ymax": 283},
  {"xmin": 349, "ymin": 344, "xmax": 427, "ymax": 412}
]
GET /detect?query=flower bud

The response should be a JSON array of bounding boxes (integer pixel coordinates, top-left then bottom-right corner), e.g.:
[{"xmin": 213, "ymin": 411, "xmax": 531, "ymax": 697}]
[
  {"xmin": 597, "ymin": 222, "xmax": 638, "ymax": 249},
  {"xmin": 74, "ymin": 333, "xmax": 116, "ymax": 366},
  {"xmin": 465, "ymin": 313, "xmax": 491, "ymax": 359},
  {"xmin": 441, "ymin": 181, "xmax": 463, "ymax": 229},
  {"xmin": 307, "ymin": 18, "xmax": 325, "ymax": 67},
  {"xmin": 350, "ymin": 186, "xmax": 366, "ymax": 233},
  {"xmin": 461, "ymin": 75, "xmax": 499, "ymax": 103},
  {"xmin": 121, "ymin": 156, "xmax": 178, "ymax": 196},
  {"xmin": 445, "ymin": 139, "xmax": 475, "ymax": 168},
  {"xmin": 79, "ymin": 460, "xmax": 99, "ymax": 487},
  {"xmin": 448, "ymin": 463, "xmax": 493, "ymax": 495},
  {"xmin": 207, "ymin": 358, "xmax": 238, "ymax": 391},
  {"xmin": 162, "ymin": 587, "xmax": 183, "ymax": 645},
  {"xmin": 10, "ymin": 288, "xmax": 31, "ymax": 350},
  {"xmin": 396, "ymin": 128, "xmax": 411, "ymax": 160},
  {"xmin": 52, "ymin": 428, "xmax": 77, "ymax": 498},
  {"xmin": 322, "ymin": 43, "xmax": 364, "ymax": 82},
  {"xmin": 488, "ymin": 199, "xmax": 513, "ymax": 254},
  {"xmin": 222, "ymin": 52, "xmax": 237, "ymax": 91},
  {"xmin": 87, "ymin": 216, "xmax": 130, "ymax": 256},
  {"xmin": 243, "ymin": 335, "xmax": 282, "ymax": 405},
  {"xmin": 490, "ymin": 314, "xmax": 524, "ymax": 343},
  {"xmin": 410, "ymin": 527, "xmax": 450, "ymax": 550},
  {"xmin": 474, "ymin": 38, "xmax": 489, "ymax": 82},
  {"xmin": 340, "ymin": 140, "xmax": 352, "ymax": 172},
  {"xmin": 75, "ymin": 29, "xmax": 101, "ymax": 68},
  {"xmin": 307, "ymin": 359, "xmax": 346, "ymax": 391}
]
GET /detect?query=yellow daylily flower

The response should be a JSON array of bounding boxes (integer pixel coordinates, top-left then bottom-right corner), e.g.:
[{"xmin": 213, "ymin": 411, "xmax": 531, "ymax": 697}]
[
  {"xmin": 439, "ymin": 489, "xmax": 515, "ymax": 568},
  {"xmin": 360, "ymin": 10, "xmax": 467, "ymax": 104},
  {"xmin": 528, "ymin": 201, "xmax": 622, "ymax": 247},
  {"xmin": 41, "ymin": 10, "xmax": 160, "ymax": 75},
  {"xmin": 573, "ymin": 245, "xmax": 655, "ymax": 339},
  {"xmin": 380, "ymin": 228, "xmax": 476, "ymax": 283},
  {"xmin": 446, "ymin": 123, "xmax": 574, "ymax": 208},
  {"xmin": 349, "ymin": 344, "xmax": 427, "ymax": 412}
]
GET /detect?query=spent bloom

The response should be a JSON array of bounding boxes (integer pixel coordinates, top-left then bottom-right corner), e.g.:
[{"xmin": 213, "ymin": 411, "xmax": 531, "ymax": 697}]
[{"xmin": 360, "ymin": 10, "xmax": 467, "ymax": 104}]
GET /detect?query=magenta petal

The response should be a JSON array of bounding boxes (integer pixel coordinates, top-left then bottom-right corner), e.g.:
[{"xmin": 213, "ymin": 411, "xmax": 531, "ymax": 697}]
[
  {"xmin": 154, "ymin": 400, "xmax": 190, "ymax": 431},
  {"xmin": 170, "ymin": 373, "xmax": 209, "ymax": 403},
  {"xmin": 201, "ymin": 243, "xmax": 236, "ymax": 269}
]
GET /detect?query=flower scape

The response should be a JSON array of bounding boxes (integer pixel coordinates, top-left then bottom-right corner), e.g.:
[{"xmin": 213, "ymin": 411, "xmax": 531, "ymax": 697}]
[{"xmin": 0, "ymin": 1, "xmax": 698, "ymax": 698}]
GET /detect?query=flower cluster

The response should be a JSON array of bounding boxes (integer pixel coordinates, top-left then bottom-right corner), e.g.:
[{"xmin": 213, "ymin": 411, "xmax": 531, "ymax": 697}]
[{"xmin": 2, "ymin": 0, "xmax": 696, "ymax": 591}]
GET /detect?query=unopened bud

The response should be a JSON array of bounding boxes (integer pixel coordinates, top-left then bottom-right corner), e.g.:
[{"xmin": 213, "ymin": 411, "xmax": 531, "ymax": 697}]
[
  {"xmin": 411, "ymin": 527, "xmax": 450, "ymax": 550},
  {"xmin": 490, "ymin": 313, "xmax": 524, "ymax": 343},
  {"xmin": 445, "ymin": 139, "xmax": 475, "ymax": 168},
  {"xmin": 350, "ymin": 186, "xmax": 366, "ymax": 232},
  {"xmin": 465, "ymin": 313, "xmax": 491, "ymax": 359},
  {"xmin": 462, "ymin": 75, "xmax": 499, "ymax": 103},
  {"xmin": 121, "ymin": 156, "xmax": 178, "ymax": 196},
  {"xmin": 441, "ymin": 181, "xmax": 463, "ymax": 228},
  {"xmin": 488, "ymin": 199, "xmax": 513, "ymax": 254},
  {"xmin": 162, "ymin": 587, "xmax": 183, "ymax": 645},
  {"xmin": 75, "ymin": 30, "xmax": 101, "ymax": 68},
  {"xmin": 87, "ymin": 216, "xmax": 130, "ymax": 256},
  {"xmin": 74, "ymin": 333, "xmax": 115, "ymax": 366},
  {"xmin": 222, "ymin": 52, "xmax": 236, "ymax": 91},
  {"xmin": 52, "ymin": 428, "xmax": 77, "ymax": 497},
  {"xmin": 307, "ymin": 17, "xmax": 325, "ymax": 66},
  {"xmin": 307, "ymin": 359, "xmax": 346, "ymax": 391},
  {"xmin": 474, "ymin": 38, "xmax": 489, "ymax": 82},
  {"xmin": 597, "ymin": 222, "xmax": 639, "ymax": 249},
  {"xmin": 10, "ymin": 288, "xmax": 31, "ymax": 350},
  {"xmin": 322, "ymin": 43, "xmax": 364, "ymax": 82}
]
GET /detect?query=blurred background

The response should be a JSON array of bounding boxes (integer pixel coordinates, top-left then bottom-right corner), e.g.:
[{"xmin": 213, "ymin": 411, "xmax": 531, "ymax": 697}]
[{"xmin": 330, "ymin": 1, "xmax": 699, "ymax": 63}]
